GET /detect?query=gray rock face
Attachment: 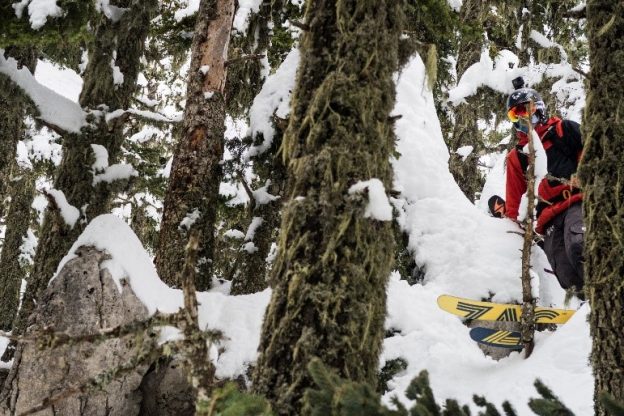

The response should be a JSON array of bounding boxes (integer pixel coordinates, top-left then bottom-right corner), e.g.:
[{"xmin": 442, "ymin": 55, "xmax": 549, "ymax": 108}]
[
  {"xmin": 3, "ymin": 247, "xmax": 153, "ymax": 416},
  {"xmin": 138, "ymin": 356, "xmax": 195, "ymax": 416}
]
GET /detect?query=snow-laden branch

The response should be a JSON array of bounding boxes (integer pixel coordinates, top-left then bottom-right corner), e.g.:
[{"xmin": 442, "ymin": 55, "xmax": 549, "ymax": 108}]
[
  {"xmin": 12, "ymin": 0, "xmax": 63, "ymax": 30},
  {"xmin": 245, "ymin": 48, "xmax": 300, "ymax": 160},
  {"xmin": 43, "ymin": 189, "xmax": 81, "ymax": 228},
  {"xmin": 447, "ymin": 49, "xmax": 582, "ymax": 108},
  {"xmin": 530, "ymin": 30, "xmax": 568, "ymax": 62},
  {"xmin": 0, "ymin": 51, "xmax": 87, "ymax": 133},
  {"xmin": 104, "ymin": 108, "xmax": 182, "ymax": 124},
  {"xmin": 90, "ymin": 144, "xmax": 138, "ymax": 185}
]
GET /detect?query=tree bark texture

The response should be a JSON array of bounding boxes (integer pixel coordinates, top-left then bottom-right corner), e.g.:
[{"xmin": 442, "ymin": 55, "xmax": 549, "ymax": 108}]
[
  {"xmin": 578, "ymin": 1, "xmax": 624, "ymax": 414},
  {"xmin": 252, "ymin": 0, "xmax": 402, "ymax": 413},
  {"xmin": 448, "ymin": 0, "xmax": 487, "ymax": 202},
  {"xmin": 520, "ymin": 112, "xmax": 536, "ymax": 357},
  {"xmin": 155, "ymin": 0, "xmax": 235, "ymax": 290},
  {"xmin": 0, "ymin": 48, "xmax": 36, "ymax": 216},
  {"xmin": 518, "ymin": 0, "xmax": 533, "ymax": 67},
  {"xmin": 0, "ymin": 172, "xmax": 35, "ymax": 331},
  {"xmin": 0, "ymin": 48, "xmax": 36, "ymax": 331},
  {"xmin": 16, "ymin": 0, "xmax": 156, "ymax": 335}
]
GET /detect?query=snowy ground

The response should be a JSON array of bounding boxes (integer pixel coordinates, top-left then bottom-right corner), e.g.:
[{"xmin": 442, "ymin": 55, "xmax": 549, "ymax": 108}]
[
  {"xmin": 385, "ymin": 55, "xmax": 591, "ymax": 415},
  {"xmin": 1, "ymin": 54, "xmax": 592, "ymax": 415}
]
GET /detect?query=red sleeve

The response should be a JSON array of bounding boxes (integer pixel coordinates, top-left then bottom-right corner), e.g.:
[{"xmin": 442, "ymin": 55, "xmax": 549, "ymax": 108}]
[{"xmin": 505, "ymin": 149, "xmax": 527, "ymax": 220}]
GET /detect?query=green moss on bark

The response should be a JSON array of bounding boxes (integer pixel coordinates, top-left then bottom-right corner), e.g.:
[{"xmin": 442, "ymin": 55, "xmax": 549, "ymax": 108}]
[
  {"xmin": 251, "ymin": 0, "xmax": 403, "ymax": 413},
  {"xmin": 577, "ymin": 1, "xmax": 624, "ymax": 414}
]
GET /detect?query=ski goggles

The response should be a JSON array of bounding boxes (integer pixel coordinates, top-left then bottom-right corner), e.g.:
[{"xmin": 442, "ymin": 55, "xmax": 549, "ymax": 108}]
[{"xmin": 507, "ymin": 102, "xmax": 536, "ymax": 123}]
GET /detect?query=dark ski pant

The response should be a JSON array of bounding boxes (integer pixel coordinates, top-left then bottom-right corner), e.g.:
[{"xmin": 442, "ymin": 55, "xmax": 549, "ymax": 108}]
[{"xmin": 542, "ymin": 202, "xmax": 584, "ymax": 290}]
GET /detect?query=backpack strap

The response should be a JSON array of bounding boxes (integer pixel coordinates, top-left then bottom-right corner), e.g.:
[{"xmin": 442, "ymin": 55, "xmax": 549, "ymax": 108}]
[
  {"xmin": 541, "ymin": 120, "xmax": 578, "ymax": 167},
  {"xmin": 516, "ymin": 120, "xmax": 577, "ymax": 176}
]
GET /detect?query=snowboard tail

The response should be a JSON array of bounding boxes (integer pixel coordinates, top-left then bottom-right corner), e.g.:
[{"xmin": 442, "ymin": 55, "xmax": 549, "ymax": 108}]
[
  {"xmin": 470, "ymin": 327, "xmax": 523, "ymax": 350},
  {"xmin": 437, "ymin": 295, "xmax": 574, "ymax": 324}
]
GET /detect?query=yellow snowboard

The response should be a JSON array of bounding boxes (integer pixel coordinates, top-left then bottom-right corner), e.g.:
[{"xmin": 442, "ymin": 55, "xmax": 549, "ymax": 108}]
[{"xmin": 437, "ymin": 294, "xmax": 575, "ymax": 324}]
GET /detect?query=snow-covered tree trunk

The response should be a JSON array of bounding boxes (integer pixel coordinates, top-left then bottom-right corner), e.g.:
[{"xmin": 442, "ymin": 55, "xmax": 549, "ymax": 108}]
[
  {"xmin": 252, "ymin": 0, "xmax": 403, "ymax": 413},
  {"xmin": 579, "ymin": 1, "xmax": 624, "ymax": 413},
  {"xmin": 0, "ymin": 47, "xmax": 36, "ymax": 331},
  {"xmin": 15, "ymin": 0, "xmax": 157, "ymax": 335},
  {"xmin": 155, "ymin": 0, "xmax": 235, "ymax": 290}
]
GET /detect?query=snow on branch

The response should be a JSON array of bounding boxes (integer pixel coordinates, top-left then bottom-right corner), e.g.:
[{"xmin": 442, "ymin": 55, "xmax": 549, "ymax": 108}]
[
  {"xmin": 233, "ymin": 0, "xmax": 263, "ymax": 33},
  {"xmin": 447, "ymin": 49, "xmax": 581, "ymax": 107},
  {"xmin": 245, "ymin": 48, "xmax": 300, "ymax": 160},
  {"xmin": 43, "ymin": 189, "xmax": 81, "ymax": 228},
  {"xmin": 0, "ymin": 51, "xmax": 87, "ymax": 133},
  {"xmin": 104, "ymin": 108, "xmax": 182, "ymax": 124},
  {"xmin": 95, "ymin": 0, "xmax": 128, "ymax": 22},
  {"xmin": 90, "ymin": 144, "xmax": 138, "ymax": 185},
  {"xmin": 12, "ymin": 0, "xmax": 63, "ymax": 30},
  {"xmin": 530, "ymin": 30, "xmax": 568, "ymax": 62},
  {"xmin": 348, "ymin": 179, "xmax": 393, "ymax": 221},
  {"xmin": 251, "ymin": 181, "xmax": 280, "ymax": 205}
]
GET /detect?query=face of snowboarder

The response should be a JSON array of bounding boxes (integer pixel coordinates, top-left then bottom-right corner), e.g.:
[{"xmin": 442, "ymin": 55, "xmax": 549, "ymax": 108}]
[
  {"xmin": 508, "ymin": 102, "xmax": 543, "ymax": 134},
  {"xmin": 507, "ymin": 102, "xmax": 536, "ymax": 123}
]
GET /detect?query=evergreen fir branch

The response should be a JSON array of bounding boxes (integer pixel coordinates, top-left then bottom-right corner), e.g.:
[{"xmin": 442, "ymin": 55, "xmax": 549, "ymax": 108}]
[
  {"xmin": 203, "ymin": 382, "xmax": 273, "ymax": 416},
  {"xmin": 405, "ymin": 370, "xmax": 442, "ymax": 415},
  {"xmin": 502, "ymin": 401, "xmax": 518, "ymax": 416},
  {"xmin": 527, "ymin": 380, "xmax": 574, "ymax": 416},
  {"xmin": 473, "ymin": 395, "xmax": 501, "ymax": 416}
]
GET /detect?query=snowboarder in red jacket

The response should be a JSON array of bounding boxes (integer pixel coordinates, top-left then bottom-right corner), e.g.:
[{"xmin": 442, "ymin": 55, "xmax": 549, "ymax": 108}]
[{"xmin": 504, "ymin": 78, "xmax": 584, "ymax": 292}]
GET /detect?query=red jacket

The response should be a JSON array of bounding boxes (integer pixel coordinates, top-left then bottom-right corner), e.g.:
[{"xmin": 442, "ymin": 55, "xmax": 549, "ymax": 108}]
[{"xmin": 505, "ymin": 117, "xmax": 583, "ymax": 234}]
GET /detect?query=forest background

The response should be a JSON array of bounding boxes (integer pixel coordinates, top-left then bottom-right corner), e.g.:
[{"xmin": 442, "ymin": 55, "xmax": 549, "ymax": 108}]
[{"xmin": 0, "ymin": 1, "xmax": 622, "ymax": 416}]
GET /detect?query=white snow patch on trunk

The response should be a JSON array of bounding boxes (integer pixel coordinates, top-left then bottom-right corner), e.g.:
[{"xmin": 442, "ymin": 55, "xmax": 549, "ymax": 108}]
[
  {"xmin": 89, "ymin": 144, "xmax": 137, "ymax": 185},
  {"xmin": 244, "ymin": 217, "xmax": 263, "ymax": 241},
  {"xmin": 179, "ymin": 209, "xmax": 201, "ymax": 231},
  {"xmin": 251, "ymin": 181, "xmax": 279, "ymax": 205},
  {"xmin": 19, "ymin": 229, "xmax": 38, "ymax": 265},
  {"xmin": 242, "ymin": 242, "xmax": 258, "ymax": 253},
  {"xmin": 348, "ymin": 179, "xmax": 393, "ymax": 221},
  {"xmin": 233, "ymin": 0, "xmax": 263, "ymax": 33},
  {"xmin": 110, "ymin": 53, "xmax": 124, "ymax": 86},
  {"xmin": 455, "ymin": 145, "xmax": 474, "ymax": 161},
  {"xmin": 224, "ymin": 229, "xmax": 245, "ymax": 239},
  {"xmin": 93, "ymin": 164, "xmax": 138, "ymax": 185},
  {"xmin": 246, "ymin": 48, "xmax": 300, "ymax": 159},
  {"xmin": 96, "ymin": 0, "xmax": 128, "ymax": 21},
  {"xmin": 90, "ymin": 144, "xmax": 109, "ymax": 171},
  {"xmin": 15, "ymin": 0, "xmax": 63, "ymax": 30},
  {"xmin": 46, "ymin": 189, "xmax": 80, "ymax": 228},
  {"xmin": 174, "ymin": 0, "xmax": 200, "ymax": 21}
]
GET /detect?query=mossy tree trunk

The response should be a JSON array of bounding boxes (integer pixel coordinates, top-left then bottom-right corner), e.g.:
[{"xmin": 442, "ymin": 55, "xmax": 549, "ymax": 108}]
[
  {"xmin": 155, "ymin": 0, "xmax": 235, "ymax": 290},
  {"xmin": 0, "ymin": 47, "xmax": 37, "ymax": 331},
  {"xmin": 448, "ymin": 0, "xmax": 487, "ymax": 202},
  {"xmin": 0, "ymin": 172, "xmax": 36, "ymax": 331},
  {"xmin": 252, "ymin": 0, "xmax": 403, "ymax": 413},
  {"xmin": 577, "ymin": 1, "xmax": 624, "ymax": 414},
  {"xmin": 15, "ymin": 0, "xmax": 157, "ymax": 334},
  {"xmin": 0, "ymin": 48, "xmax": 36, "ymax": 216}
]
